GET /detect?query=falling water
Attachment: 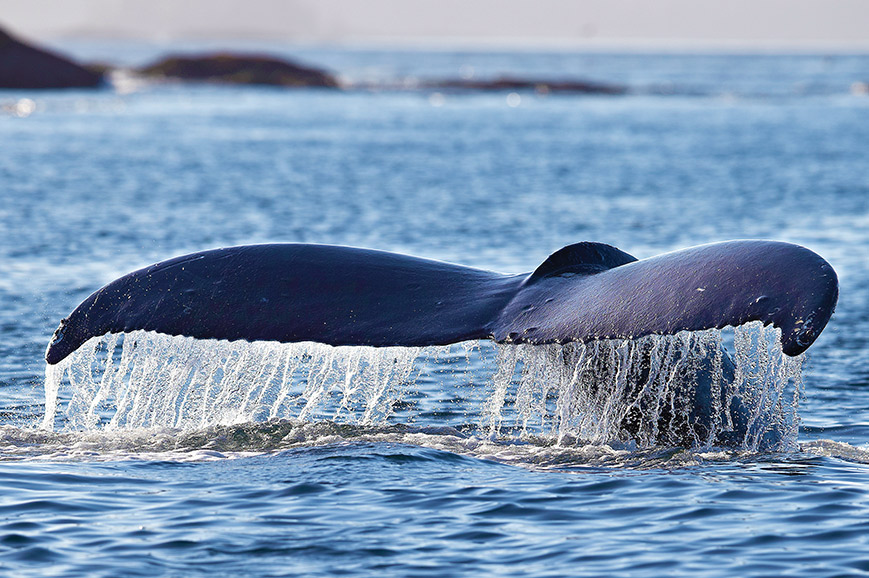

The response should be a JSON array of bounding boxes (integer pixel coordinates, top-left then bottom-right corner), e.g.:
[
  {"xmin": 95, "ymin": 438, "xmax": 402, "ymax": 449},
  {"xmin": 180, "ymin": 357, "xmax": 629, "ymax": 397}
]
[
  {"xmin": 43, "ymin": 331, "xmax": 426, "ymax": 431},
  {"xmin": 43, "ymin": 322, "xmax": 803, "ymax": 450},
  {"xmin": 484, "ymin": 322, "xmax": 803, "ymax": 450}
]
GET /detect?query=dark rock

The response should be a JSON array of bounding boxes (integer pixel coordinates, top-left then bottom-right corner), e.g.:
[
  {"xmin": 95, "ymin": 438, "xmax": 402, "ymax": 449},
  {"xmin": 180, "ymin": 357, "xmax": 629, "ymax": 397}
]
[
  {"xmin": 137, "ymin": 53, "xmax": 338, "ymax": 88},
  {"xmin": 427, "ymin": 76, "xmax": 625, "ymax": 95},
  {"xmin": 0, "ymin": 26, "xmax": 103, "ymax": 89},
  {"xmin": 84, "ymin": 62, "xmax": 114, "ymax": 77}
]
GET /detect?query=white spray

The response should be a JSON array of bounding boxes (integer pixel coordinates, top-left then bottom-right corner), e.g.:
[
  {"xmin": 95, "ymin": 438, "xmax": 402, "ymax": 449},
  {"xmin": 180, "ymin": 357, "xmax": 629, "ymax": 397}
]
[{"xmin": 43, "ymin": 322, "xmax": 802, "ymax": 450}]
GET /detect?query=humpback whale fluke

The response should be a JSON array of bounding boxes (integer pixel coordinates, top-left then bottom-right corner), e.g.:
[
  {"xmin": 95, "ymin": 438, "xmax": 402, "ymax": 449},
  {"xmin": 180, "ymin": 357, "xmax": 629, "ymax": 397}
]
[{"xmin": 45, "ymin": 240, "xmax": 838, "ymax": 366}]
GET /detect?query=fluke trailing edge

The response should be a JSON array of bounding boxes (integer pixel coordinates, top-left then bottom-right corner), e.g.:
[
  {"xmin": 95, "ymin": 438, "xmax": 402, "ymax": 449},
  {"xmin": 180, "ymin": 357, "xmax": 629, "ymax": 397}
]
[{"xmin": 45, "ymin": 240, "xmax": 838, "ymax": 365}]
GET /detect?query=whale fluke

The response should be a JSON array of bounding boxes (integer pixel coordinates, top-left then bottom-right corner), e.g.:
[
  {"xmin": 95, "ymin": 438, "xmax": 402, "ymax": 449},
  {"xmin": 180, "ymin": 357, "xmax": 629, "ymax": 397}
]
[
  {"xmin": 45, "ymin": 240, "xmax": 838, "ymax": 365},
  {"xmin": 526, "ymin": 241, "xmax": 638, "ymax": 282}
]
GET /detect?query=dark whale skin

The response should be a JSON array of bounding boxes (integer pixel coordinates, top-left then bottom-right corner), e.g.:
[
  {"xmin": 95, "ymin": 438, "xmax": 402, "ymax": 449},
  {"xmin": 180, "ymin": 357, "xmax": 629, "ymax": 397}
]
[{"xmin": 46, "ymin": 240, "xmax": 838, "ymax": 365}]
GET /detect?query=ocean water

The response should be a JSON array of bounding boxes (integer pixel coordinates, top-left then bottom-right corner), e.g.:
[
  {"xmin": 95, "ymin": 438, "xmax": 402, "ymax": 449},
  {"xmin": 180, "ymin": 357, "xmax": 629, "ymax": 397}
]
[{"xmin": 2, "ymin": 45, "xmax": 869, "ymax": 576}]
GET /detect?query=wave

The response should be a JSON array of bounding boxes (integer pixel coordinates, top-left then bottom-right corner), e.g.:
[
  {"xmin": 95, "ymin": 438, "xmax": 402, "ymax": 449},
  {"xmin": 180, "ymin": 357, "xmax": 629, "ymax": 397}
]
[{"xmin": 4, "ymin": 418, "xmax": 869, "ymax": 470}]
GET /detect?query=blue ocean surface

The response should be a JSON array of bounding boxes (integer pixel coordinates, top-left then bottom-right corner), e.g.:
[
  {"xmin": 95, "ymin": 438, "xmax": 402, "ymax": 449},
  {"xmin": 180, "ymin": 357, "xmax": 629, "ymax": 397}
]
[{"xmin": 1, "ymin": 44, "xmax": 869, "ymax": 576}]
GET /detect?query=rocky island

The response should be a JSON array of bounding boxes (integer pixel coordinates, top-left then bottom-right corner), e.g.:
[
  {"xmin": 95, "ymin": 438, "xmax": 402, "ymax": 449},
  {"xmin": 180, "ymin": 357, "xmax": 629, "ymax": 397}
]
[
  {"xmin": 427, "ymin": 76, "xmax": 625, "ymax": 95},
  {"xmin": 0, "ymin": 26, "xmax": 103, "ymax": 89},
  {"xmin": 137, "ymin": 53, "xmax": 339, "ymax": 88},
  {"xmin": 0, "ymin": 23, "xmax": 624, "ymax": 96}
]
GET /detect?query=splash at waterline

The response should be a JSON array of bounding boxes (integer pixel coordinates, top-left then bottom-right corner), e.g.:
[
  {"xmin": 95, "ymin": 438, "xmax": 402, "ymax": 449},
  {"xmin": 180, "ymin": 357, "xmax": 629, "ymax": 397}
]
[{"xmin": 42, "ymin": 322, "xmax": 802, "ymax": 451}]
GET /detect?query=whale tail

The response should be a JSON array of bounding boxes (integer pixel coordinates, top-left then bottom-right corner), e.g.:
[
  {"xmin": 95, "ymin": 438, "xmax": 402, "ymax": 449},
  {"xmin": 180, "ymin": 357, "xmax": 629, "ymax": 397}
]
[{"xmin": 46, "ymin": 240, "xmax": 838, "ymax": 365}]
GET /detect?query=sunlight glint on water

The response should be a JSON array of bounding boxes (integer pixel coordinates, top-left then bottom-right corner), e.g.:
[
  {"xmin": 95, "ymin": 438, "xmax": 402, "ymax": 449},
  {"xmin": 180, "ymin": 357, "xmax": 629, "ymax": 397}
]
[{"xmin": 43, "ymin": 322, "xmax": 802, "ymax": 450}]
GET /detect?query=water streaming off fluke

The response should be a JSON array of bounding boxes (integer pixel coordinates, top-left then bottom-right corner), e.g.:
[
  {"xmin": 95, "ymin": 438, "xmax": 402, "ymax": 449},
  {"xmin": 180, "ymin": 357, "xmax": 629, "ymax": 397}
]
[
  {"xmin": 485, "ymin": 323, "xmax": 803, "ymax": 450},
  {"xmin": 43, "ymin": 332, "xmax": 427, "ymax": 431},
  {"xmin": 43, "ymin": 322, "xmax": 803, "ymax": 451}
]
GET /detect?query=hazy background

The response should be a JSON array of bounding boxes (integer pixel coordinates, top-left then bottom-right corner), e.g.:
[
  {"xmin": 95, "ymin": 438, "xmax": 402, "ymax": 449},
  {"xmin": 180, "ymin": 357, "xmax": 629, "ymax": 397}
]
[{"xmin": 2, "ymin": 0, "xmax": 868, "ymax": 49}]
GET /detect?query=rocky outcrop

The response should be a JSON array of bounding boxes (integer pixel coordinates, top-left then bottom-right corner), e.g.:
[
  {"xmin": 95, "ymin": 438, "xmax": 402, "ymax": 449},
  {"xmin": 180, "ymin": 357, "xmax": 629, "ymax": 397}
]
[
  {"xmin": 0, "ymin": 27, "xmax": 103, "ymax": 89},
  {"xmin": 138, "ymin": 53, "xmax": 338, "ymax": 88},
  {"xmin": 427, "ymin": 76, "xmax": 625, "ymax": 95}
]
